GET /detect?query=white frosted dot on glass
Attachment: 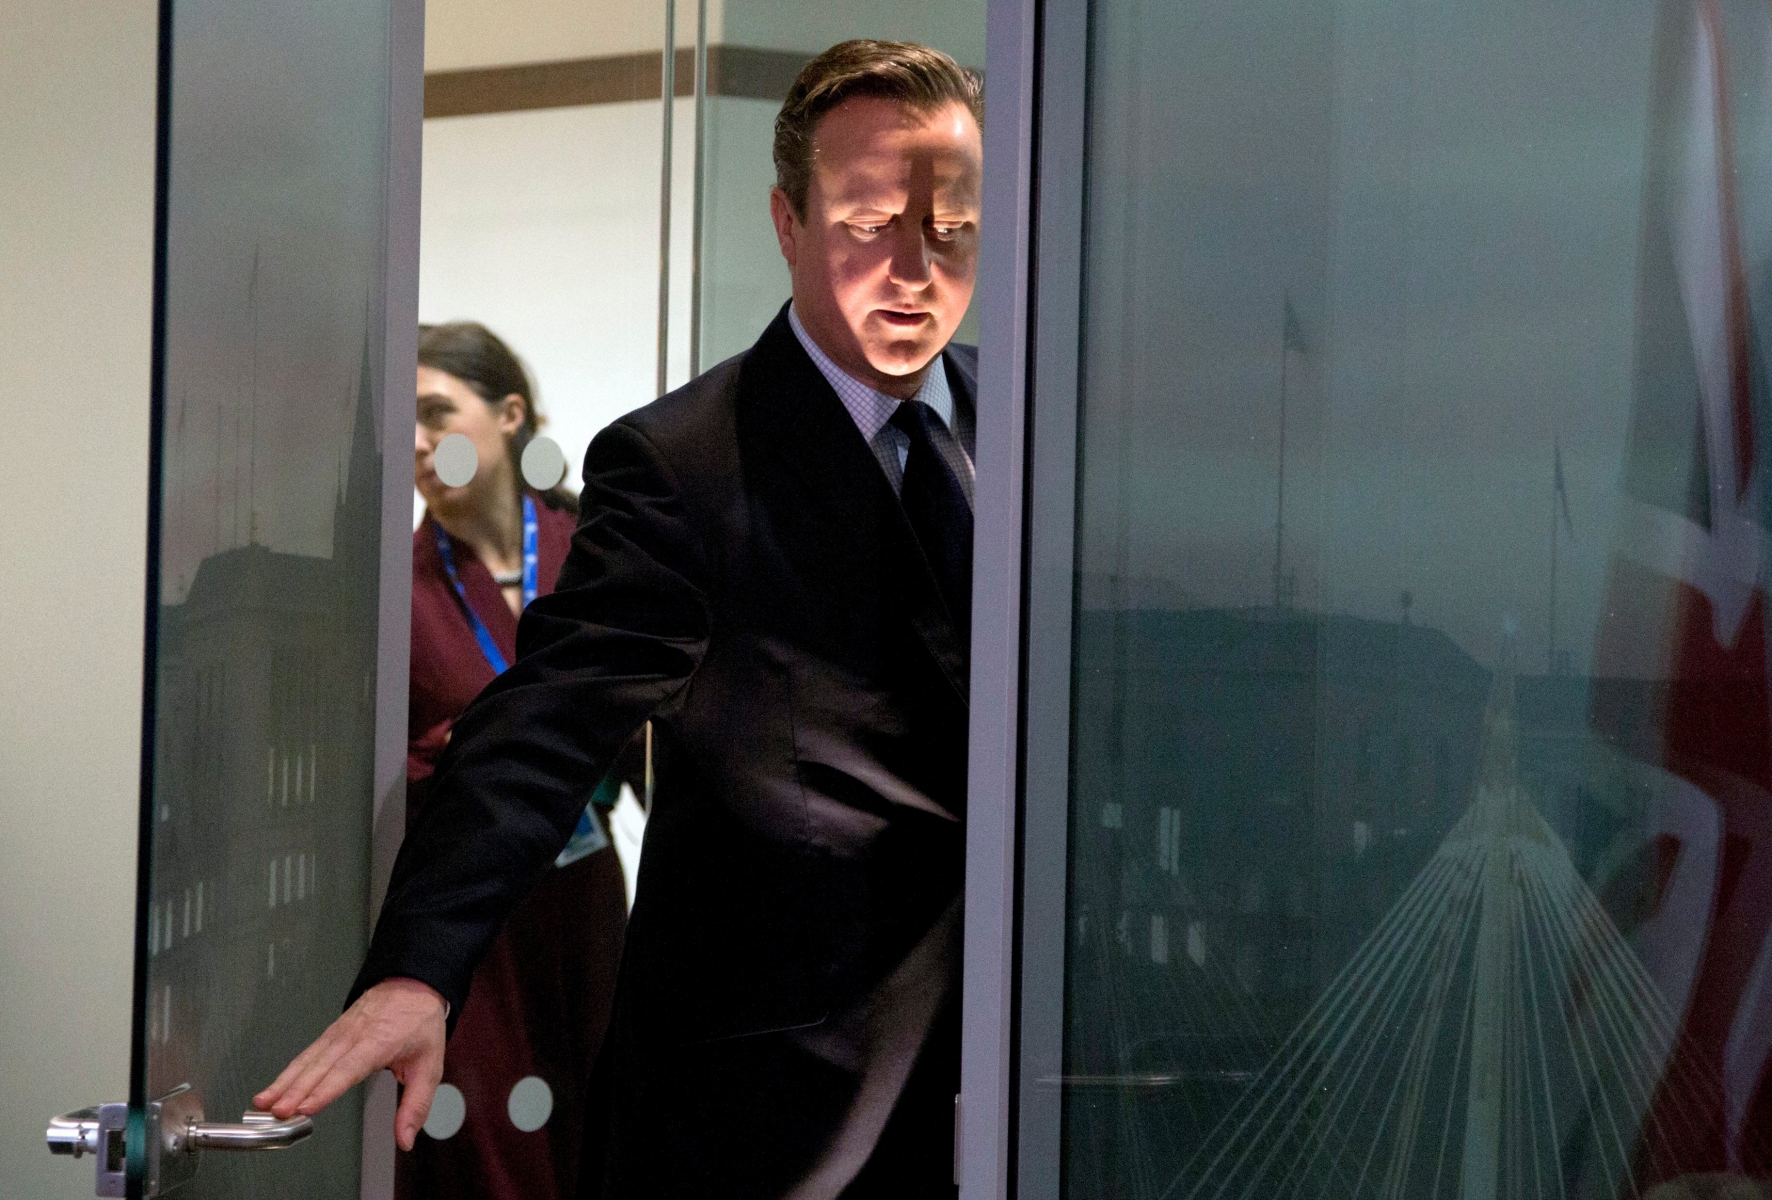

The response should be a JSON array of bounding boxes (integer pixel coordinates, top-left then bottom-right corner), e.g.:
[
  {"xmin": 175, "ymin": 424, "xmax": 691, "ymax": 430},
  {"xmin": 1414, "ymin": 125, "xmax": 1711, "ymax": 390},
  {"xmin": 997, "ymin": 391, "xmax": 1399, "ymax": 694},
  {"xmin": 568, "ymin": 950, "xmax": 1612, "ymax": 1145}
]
[
  {"xmin": 521, "ymin": 436, "xmax": 568, "ymax": 491},
  {"xmin": 424, "ymin": 1084, "xmax": 466, "ymax": 1141},
  {"xmin": 434, "ymin": 433, "xmax": 478, "ymax": 488},
  {"xmin": 506, "ymin": 1076, "xmax": 553, "ymax": 1132}
]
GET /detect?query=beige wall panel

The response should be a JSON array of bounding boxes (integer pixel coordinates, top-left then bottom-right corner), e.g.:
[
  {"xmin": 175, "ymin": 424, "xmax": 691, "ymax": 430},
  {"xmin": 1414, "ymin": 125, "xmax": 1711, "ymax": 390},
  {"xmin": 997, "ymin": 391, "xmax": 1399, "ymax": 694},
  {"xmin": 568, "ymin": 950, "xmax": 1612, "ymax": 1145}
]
[{"xmin": 0, "ymin": 3, "xmax": 155, "ymax": 1198}]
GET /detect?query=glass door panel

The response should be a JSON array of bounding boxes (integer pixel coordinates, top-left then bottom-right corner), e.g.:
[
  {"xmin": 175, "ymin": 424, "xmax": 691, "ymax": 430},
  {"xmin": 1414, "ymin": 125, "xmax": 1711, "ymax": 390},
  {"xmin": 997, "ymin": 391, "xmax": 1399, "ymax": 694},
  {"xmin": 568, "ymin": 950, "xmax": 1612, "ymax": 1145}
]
[
  {"xmin": 1032, "ymin": 0, "xmax": 1772, "ymax": 1196},
  {"xmin": 136, "ymin": 0, "xmax": 397, "ymax": 1193}
]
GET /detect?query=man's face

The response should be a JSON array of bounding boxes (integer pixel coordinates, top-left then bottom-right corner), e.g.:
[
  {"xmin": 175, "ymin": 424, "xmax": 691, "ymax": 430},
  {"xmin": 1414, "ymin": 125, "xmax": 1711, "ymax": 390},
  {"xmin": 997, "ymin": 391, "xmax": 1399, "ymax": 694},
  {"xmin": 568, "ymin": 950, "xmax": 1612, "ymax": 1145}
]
[{"xmin": 770, "ymin": 97, "xmax": 983, "ymax": 399}]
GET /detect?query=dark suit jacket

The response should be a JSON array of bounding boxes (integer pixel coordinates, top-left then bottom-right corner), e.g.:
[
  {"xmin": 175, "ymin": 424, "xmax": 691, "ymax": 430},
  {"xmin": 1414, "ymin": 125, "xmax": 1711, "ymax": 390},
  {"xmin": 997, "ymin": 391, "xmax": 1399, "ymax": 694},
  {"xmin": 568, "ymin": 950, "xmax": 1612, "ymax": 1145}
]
[{"xmin": 353, "ymin": 306, "xmax": 974, "ymax": 1198}]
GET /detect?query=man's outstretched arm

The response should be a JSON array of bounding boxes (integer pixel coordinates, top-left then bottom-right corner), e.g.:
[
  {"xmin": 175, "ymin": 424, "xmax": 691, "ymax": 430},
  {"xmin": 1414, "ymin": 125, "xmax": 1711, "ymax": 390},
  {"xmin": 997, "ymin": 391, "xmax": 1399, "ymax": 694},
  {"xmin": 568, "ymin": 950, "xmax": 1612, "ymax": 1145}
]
[
  {"xmin": 254, "ymin": 978, "xmax": 446, "ymax": 1149},
  {"xmin": 254, "ymin": 419, "xmax": 711, "ymax": 1141}
]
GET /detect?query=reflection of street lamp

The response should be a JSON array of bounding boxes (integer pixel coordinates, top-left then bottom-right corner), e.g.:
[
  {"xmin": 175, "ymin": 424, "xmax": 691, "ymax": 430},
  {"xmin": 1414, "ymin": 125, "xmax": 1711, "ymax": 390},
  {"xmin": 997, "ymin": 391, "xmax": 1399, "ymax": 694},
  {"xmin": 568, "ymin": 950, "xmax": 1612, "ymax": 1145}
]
[{"xmin": 1400, "ymin": 589, "xmax": 1413, "ymax": 626}]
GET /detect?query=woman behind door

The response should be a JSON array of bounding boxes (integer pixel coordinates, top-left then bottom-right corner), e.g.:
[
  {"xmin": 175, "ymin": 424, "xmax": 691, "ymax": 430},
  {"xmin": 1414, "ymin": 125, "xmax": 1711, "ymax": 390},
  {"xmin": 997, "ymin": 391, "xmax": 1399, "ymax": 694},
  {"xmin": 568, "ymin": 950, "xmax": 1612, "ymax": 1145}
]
[{"xmin": 405, "ymin": 321, "xmax": 627, "ymax": 1199}]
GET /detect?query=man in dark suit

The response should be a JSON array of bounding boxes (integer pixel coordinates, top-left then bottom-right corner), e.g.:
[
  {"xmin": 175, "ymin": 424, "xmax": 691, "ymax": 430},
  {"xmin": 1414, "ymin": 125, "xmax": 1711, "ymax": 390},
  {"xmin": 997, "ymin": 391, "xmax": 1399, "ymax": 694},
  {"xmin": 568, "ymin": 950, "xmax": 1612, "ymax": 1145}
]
[{"xmin": 257, "ymin": 39, "xmax": 983, "ymax": 1199}]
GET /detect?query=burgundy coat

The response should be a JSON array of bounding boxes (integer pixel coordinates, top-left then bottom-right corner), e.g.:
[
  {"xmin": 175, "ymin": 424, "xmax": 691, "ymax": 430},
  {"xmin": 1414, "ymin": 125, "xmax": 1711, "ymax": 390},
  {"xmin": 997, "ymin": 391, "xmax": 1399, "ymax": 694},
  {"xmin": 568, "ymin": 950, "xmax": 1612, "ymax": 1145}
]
[{"xmin": 408, "ymin": 497, "xmax": 576, "ymax": 789}]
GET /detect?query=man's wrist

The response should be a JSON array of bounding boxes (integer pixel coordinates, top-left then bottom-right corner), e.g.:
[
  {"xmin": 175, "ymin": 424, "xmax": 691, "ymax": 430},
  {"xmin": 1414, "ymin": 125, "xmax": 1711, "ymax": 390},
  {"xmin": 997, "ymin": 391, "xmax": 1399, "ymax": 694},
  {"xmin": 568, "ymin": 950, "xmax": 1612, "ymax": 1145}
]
[{"xmin": 381, "ymin": 976, "xmax": 449, "ymax": 1019}]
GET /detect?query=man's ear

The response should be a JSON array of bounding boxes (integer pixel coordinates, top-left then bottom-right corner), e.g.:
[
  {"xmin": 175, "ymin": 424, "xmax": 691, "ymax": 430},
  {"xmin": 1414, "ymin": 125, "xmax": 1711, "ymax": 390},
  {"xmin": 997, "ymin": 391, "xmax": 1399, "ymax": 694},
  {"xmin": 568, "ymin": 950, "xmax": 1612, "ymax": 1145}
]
[{"xmin": 769, "ymin": 187, "xmax": 799, "ymax": 272}]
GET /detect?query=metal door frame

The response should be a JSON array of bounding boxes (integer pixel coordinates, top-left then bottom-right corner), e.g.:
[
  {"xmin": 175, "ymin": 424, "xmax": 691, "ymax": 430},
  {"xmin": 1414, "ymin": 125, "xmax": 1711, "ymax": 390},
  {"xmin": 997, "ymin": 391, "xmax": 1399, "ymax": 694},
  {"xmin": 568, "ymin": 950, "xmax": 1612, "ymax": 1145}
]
[
  {"xmin": 360, "ymin": 0, "xmax": 425, "ymax": 1195},
  {"xmin": 960, "ymin": 0, "xmax": 1090, "ymax": 1195}
]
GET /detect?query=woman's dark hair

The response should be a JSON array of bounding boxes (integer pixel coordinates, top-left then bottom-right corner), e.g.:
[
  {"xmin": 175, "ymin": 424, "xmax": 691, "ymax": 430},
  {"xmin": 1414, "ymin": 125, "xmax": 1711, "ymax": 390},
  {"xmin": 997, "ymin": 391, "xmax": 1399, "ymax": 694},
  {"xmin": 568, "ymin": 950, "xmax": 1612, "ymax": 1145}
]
[
  {"xmin": 773, "ymin": 40, "xmax": 983, "ymax": 221},
  {"xmin": 418, "ymin": 321, "xmax": 576, "ymax": 513}
]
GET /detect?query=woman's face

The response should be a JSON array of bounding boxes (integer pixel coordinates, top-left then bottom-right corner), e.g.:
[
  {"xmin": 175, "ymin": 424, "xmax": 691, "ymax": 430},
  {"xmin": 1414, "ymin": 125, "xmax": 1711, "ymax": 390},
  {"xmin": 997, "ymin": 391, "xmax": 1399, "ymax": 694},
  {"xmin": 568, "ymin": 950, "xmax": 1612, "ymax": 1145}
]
[{"xmin": 415, "ymin": 365, "xmax": 525, "ymax": 515}]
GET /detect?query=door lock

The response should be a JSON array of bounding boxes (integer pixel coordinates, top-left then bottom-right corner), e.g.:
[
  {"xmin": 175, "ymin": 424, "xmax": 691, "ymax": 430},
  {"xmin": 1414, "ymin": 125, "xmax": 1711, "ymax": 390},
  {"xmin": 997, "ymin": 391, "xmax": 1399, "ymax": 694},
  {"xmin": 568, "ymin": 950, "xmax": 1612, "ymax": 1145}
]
[
  {"xmin": 47, "ymin": 1085, "xmax": 313, "ymax": 1196},
  {"xmin": 46, "ymin": 1104, "xmax": 127, "ymax": 1196}
]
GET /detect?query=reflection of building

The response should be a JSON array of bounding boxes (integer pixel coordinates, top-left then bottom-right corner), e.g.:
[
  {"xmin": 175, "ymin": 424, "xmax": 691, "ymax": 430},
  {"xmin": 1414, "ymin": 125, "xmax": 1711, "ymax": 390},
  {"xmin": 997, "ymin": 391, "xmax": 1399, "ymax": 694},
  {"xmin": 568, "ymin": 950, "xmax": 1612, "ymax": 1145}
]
[
  {"xmin": 144, "ymin": 344, "xmax": 380, "ymax": 1179},
  {"xmin": 1068, "ymin": 606, "xmax": 1489, "ymax": 1020}
]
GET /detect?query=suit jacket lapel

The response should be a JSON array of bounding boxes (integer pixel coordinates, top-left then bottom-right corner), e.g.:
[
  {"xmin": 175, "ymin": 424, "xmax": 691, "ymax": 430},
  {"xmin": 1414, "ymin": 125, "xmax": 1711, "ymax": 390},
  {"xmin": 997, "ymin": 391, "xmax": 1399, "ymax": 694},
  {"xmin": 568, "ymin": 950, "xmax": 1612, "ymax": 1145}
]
[{"xmin": 739, "ymin": 307, "xmax": 969, "ymax": 706}]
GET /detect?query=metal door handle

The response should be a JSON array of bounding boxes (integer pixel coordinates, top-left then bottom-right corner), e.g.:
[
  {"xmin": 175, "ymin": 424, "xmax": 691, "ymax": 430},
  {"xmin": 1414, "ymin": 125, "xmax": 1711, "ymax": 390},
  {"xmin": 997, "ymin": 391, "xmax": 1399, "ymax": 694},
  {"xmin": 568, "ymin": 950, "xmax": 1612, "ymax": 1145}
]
[
  {"xmin": 48, "ymin": 1090, "xmax": 313, "ymax": 1196},
  {"xmin": 46, "ymin": 1108, "xmax": 105, "ymax": 1158},
  {"xmin": 177, "ymin": 1110, "xmax": 313, "ymax": 1152}
]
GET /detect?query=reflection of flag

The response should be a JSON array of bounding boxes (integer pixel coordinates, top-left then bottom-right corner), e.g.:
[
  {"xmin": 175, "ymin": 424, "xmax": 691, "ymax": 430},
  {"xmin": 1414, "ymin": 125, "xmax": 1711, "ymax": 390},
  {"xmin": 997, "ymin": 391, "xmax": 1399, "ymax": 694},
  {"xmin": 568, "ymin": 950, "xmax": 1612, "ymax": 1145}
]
[
  {"xmin": 1282, "ymin": 296, "xmax": 1308, "ymax": 355},
  {"xmin": 1554, "ymin": 443, "xmax": 1575, "ymax": 537},
  {"xmin": 1592, "ymin": 0, "xmax": 1772, "ymax": 1182}
]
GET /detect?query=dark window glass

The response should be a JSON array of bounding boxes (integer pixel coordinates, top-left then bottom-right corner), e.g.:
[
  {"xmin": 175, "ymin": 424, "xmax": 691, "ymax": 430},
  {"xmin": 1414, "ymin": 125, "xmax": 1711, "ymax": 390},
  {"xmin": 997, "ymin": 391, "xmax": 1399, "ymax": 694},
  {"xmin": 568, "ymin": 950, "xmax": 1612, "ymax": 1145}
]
[{"xmin": 1053, "ymin": 1, "xmax": 1772, "ymax": 1195}]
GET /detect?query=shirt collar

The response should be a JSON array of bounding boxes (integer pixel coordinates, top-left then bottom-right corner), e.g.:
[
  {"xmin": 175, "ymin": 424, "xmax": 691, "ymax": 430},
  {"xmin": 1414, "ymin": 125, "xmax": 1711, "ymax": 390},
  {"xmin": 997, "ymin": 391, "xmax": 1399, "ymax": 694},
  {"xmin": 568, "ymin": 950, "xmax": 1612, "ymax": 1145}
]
[{"xmin": 788, "ymin": 302, "xmax": 955, "ymax": 441}]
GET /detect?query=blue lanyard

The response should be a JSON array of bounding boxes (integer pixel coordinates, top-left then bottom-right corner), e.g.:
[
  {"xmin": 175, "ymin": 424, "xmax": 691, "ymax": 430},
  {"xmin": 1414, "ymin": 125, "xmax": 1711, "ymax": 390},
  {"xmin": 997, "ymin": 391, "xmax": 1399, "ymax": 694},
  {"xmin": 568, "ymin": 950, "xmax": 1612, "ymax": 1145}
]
[{"xmin": 434, "ymin": 494, "xmax": 537, "ymax": 676}]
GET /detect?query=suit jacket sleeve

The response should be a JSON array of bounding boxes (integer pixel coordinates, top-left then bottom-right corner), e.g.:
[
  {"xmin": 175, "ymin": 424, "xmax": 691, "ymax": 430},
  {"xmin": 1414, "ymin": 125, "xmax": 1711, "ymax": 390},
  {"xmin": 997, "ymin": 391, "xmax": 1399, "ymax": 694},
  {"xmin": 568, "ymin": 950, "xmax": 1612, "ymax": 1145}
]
[{"xmin": 349, "ymin": 420, "xmax": 711, "ymax": 1019}]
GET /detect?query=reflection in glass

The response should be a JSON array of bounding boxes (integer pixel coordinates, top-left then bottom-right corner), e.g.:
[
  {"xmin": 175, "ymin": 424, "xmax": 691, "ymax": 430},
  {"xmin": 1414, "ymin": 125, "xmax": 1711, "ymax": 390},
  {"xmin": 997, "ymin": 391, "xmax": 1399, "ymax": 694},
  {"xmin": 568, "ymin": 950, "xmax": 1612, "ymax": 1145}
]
[
  {"xmin": 143, "ymin": 0, "xmax": 391, "ymax": 1193},
  {"xmin": 1058, "ymin": 0, "xmax": 1772, "ymax": 1196}
]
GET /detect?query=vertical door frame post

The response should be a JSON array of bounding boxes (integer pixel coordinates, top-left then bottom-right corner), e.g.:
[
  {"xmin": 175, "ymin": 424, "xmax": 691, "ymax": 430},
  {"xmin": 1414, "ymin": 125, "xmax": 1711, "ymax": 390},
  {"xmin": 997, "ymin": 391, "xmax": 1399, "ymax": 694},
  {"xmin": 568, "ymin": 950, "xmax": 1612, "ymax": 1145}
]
[
  {"xmin": 360, "ymin": 0, "xmax": 425, "ymax": 1194},
  {"xmin": 962, "ymin": 0, "xmax": 1093, "ymax": 1194},
  {"xmin": 960, "ymin": 0, "xmax": 1039, "ymax": 1192}
]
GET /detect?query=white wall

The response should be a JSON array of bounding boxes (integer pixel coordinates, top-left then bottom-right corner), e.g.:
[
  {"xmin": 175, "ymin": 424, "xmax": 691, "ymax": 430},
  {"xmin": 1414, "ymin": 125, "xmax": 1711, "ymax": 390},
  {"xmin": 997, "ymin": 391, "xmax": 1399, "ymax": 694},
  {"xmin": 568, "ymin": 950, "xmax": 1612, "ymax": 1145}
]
[
  {"xmin": 0, "ymin": 4, "xmax": 155, "ymax": 1197},
  {"xmin": 419, "ymin": 99, "xmax": 702, "ymax": 493}
]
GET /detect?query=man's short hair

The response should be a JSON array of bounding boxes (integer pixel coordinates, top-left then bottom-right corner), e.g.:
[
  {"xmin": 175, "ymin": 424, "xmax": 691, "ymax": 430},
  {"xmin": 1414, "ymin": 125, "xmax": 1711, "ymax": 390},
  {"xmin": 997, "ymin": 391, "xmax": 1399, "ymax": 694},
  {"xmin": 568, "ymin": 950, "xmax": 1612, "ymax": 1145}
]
[{"xmin": 774, "ymin": 39, "xmax": 984, "ymax": 220}]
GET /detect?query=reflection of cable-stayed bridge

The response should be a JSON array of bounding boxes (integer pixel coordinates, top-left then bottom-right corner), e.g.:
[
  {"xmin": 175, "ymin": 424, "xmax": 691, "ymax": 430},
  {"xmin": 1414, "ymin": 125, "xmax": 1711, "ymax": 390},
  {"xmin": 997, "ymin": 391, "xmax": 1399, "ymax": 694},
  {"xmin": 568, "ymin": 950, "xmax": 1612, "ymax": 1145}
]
[{"xmin": 1171, "ymin": 654, "xmax": 1705, "ymax": 1200}]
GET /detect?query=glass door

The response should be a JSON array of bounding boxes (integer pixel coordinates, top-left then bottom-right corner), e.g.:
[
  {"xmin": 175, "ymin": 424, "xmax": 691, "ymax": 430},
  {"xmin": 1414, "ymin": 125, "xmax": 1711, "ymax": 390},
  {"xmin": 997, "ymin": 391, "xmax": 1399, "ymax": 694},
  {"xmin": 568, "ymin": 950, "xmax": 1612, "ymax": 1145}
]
[
  {"xmin": 1003, "ymin": 0, "xmax": 1772, "ymax": 1196},
  {"xmin": 44, "ymin": 0, "xmax": 418, "ymax": 1196}
]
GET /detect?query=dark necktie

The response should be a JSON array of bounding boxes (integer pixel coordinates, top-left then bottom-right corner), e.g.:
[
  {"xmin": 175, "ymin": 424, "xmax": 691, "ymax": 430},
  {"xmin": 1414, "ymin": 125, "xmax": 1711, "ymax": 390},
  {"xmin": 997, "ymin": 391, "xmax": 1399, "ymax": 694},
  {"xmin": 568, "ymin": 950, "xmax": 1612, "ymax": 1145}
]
[{"xmin": 889, "ymin": 401, "xmax": 973, "ymax": 639}]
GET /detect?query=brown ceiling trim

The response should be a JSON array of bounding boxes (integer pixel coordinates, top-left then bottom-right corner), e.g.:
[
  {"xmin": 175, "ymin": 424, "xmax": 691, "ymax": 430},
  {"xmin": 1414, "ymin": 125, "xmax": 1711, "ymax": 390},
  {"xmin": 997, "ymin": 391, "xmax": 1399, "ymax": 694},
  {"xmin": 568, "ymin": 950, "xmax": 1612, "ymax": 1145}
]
[{"xmin": 424, "ymin": 46, "xmax": 813, "ymax": 119}]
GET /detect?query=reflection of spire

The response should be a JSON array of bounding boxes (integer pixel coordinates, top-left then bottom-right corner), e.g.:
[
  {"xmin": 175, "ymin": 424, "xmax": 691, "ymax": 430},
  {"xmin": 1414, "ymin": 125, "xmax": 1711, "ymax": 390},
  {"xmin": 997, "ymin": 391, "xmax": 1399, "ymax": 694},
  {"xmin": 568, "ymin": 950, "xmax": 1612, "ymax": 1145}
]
[
  {"xmin": 175, "ymin": 389, "xmax": 191, "ymax": 589},
  {"xmin": 1172, "ymin": 641, "xmax": 1712, "ymax": 1200},
  {"xmin": 215, "ymin": 409, "xmax": 225, "ymax": 553},
  {"xmin": 340, "ymin": 297, "xmax": 382, "ymax": 514},
  {"xmin": 333, "ymin": 323, "xmax": 381, "ymax": 571},
  {"xmin": 341, "ymin": 325, "xmax": 377, "ymax": 512},
  {"xmin": 339, "ymin": 305, "xmax": 376, "ymax": 506},
  {"xmin": 248, "ymin": 248, "xmax": 261, "ymax": 546},
  {"xmin": 338, "ymin": 366, "xmax": 351, "ymax": 508},
  {"xmin": 235, "ymin": 412, "xmax": 245, "ymax": 544}
]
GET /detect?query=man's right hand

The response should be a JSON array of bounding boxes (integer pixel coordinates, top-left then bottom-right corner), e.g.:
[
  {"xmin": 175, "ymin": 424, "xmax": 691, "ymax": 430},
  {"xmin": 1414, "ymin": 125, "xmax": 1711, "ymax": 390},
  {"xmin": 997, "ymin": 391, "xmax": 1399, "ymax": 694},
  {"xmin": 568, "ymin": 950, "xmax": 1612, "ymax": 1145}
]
[{"xmin": 252, "ymin": 977, "xmax": 448, "ymax": 1151}]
